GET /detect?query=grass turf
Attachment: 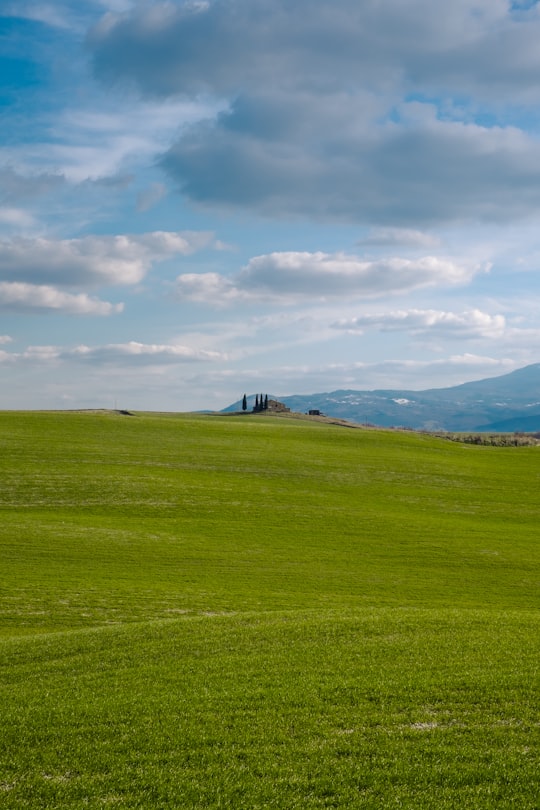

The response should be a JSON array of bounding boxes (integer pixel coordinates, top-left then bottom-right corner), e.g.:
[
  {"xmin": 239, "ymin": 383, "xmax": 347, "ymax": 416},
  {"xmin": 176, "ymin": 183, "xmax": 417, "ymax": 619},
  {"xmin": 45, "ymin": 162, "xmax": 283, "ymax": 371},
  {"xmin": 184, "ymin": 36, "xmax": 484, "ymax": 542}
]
[{"xmin": 0, "ymin": 411, "xmax": 538, "ymax": 807}]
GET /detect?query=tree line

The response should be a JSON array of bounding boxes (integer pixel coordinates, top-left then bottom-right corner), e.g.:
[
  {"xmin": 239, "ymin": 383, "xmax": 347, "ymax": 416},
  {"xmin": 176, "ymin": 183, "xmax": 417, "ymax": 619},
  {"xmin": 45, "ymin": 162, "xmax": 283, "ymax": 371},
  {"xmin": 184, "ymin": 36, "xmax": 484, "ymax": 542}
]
[{"xmin": 242, "ymin": 393, "xmax": 268, "ymax": 412}]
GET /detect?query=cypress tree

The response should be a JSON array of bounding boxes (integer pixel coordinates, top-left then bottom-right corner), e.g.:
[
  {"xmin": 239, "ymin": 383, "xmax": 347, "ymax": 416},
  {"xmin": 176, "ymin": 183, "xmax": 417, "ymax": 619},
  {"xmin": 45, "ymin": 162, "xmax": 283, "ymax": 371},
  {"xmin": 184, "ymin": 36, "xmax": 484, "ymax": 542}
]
[
  {"xmin": 264, "ymin": 394, "xmax": 268, "ymax": 410},
  {"xmin": 242, "ymin": 393, "xmax": 247, "ymax": 411},
  {"xmin": 255, "ymin": 394, "xmax": 259, "ymax": 411}
]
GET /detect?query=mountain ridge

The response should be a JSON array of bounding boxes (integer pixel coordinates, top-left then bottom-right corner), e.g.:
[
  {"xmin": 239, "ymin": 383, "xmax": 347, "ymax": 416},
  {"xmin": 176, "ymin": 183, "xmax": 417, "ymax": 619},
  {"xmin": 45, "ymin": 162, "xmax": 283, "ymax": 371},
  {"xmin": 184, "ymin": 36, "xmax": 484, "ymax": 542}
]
[{"xmin": 223, "ymin": 363, "xmax": 540, "ymax": 432}]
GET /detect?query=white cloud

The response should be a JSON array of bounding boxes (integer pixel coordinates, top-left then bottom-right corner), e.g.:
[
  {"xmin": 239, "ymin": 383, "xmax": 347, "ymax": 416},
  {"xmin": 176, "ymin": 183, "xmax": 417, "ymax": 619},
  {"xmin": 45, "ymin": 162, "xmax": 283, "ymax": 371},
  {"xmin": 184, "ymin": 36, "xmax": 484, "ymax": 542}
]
[
  {"xmin": 8, "ymin": 341, "xmax": 224, "ymax": 365},
  {"xmin": 0, "ymin": 231, "xmax": 214, "ymax": 288},
  {"xmin": 359, "ymin": 228, "xmax": 441, "ymax": 249},
  {"xmin": 332, "ymin": 308, "xmax": 506, "ymax": 339},
  {"xmin": 67, "ymin": 341, "xmax": 224, "ymax": 364},
  {"xmin": 175, "ymin": 252, "xmax": 482, "ymax": 306},
  {"xmin": 239, "ymin": 253, "xmax": 477, "ymax": 294},
  {"xmin": 0, "ymin": 335, "xmax": 13, "ymax": 344},
  {"xmin": 0, "ymin": 282, "xmax": 123, "ymax": 315},
  {"xmin": 174, "ymin": 272, "xmax": 251, "ymax": 305},
  {"xmin": 22, "ymin": 345, "xmax": 65, "ymax": 361}
]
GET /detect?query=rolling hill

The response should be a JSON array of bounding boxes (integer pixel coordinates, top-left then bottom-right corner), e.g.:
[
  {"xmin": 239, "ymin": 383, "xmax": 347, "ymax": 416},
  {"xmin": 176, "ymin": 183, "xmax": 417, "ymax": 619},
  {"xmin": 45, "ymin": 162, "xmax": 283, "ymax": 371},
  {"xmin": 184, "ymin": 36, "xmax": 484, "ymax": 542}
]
[{"xmin": 1, "ymin": 411, "xmax": 539, "ymax": 808}]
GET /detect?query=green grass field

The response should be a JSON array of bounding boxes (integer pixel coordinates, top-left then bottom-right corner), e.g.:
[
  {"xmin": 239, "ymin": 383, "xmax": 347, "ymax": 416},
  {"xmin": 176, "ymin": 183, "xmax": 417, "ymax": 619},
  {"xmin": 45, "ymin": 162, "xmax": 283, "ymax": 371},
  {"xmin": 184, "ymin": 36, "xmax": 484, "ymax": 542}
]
[{"xmin": 0, "ymin": 411, "xmax": 538, "ymax": 808}]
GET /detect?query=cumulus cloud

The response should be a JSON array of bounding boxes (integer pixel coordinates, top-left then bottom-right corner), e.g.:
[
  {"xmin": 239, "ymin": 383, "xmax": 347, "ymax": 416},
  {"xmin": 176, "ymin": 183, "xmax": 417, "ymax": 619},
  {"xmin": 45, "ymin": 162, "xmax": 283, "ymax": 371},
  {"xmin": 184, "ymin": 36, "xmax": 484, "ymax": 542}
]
[
  {"xmin": 89, "ymin": 1, "xmax": 540, "ymax": 100},
  {"xmin": 175, "ymin": 252, "xmax": 482, "ymax": 305},
  {"xmin": 161, "ymin": 105, "xmax": 540, "ymax": 225},
  {"xmin": 0, "ymin": 231, "xmax": 214, "ymax": 287},
  {"xmin": 175, "ymin": 272, "xmax": 246, "ymax": 305},
  {"xmin": 332, "ymin": 309, "xmax": 506, "ymax": 339},
  {"xmin": 88, "ymin": 0, "xmax": 540, "ymax": 225},
  {"xmin": 0, "ymin": 282, "xmax": 123, "ymax": 315},
  {"xmin": 9, "ymin": 341, "xmax": 224, "ymax": 365},
  {"xmin": 68, "ymin": 341, "xmax": 224, "ymax": 364}
]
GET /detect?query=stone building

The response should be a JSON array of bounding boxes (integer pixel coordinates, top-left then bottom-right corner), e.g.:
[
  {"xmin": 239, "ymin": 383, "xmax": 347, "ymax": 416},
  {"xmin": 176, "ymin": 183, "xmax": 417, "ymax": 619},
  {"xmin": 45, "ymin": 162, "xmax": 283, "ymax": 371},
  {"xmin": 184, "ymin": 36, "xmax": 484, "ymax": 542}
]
[{"xmin": 266, "ymin": 399, "xmax": 290, "ymax": 413}]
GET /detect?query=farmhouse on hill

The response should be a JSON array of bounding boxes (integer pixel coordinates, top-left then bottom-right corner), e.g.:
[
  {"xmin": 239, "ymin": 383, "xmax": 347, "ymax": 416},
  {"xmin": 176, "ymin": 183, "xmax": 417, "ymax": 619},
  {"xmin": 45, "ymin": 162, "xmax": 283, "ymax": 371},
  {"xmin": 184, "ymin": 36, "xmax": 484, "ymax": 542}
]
[
  {"xmin": 242, "ymin": 393, "xmax": 290, "ymax": 413},
  {"xmin": 267, "ymin": 399, "xmax": 290, "ymax": 413}
]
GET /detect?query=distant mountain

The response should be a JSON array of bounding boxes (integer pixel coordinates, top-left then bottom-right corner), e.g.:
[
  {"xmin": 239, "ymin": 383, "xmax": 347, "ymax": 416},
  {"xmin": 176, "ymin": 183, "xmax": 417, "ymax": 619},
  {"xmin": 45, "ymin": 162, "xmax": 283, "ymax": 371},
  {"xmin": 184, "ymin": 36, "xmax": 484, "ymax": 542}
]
[{"xmin": 223, "ymin": 364, "xmax": 540, "ymax": 432}]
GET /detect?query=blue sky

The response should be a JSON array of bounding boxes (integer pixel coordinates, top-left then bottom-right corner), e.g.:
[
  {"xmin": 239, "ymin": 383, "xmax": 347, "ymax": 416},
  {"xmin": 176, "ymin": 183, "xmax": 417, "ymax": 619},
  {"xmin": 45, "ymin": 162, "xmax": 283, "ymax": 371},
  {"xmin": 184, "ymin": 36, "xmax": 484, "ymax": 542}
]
[{"xmin": 2, "ymin": 0, "xmax": 540, "ymax": 411}]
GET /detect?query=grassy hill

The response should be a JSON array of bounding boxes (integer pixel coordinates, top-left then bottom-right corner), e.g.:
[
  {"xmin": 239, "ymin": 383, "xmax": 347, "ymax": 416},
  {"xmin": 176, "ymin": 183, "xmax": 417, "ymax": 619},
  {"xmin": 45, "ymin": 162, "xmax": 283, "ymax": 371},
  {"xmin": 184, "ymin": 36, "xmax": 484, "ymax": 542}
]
[{"xmin": 0, "ymin": 411, "xmax": 538, "ymax": 808}]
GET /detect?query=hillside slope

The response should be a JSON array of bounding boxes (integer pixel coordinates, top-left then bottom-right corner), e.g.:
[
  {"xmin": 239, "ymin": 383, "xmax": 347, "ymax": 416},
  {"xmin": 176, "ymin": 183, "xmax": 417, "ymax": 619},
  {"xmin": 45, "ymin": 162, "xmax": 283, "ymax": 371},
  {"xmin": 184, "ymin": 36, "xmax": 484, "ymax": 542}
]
[
  {"xmin": 1, "ymin": 411, "xmax": 538, "ymax": 809},
  {"xmin": 1, "ymin": 409, "xmax": 538, "ymax": 633}
]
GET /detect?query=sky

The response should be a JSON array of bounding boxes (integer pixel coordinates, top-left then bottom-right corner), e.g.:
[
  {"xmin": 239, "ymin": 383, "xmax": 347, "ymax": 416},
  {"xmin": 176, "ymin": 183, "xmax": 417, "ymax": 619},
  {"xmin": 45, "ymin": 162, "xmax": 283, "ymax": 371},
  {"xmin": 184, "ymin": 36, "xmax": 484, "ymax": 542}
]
[{"xmin": 2, "ymin": 0, "xmax": 540, "ymax": 411}]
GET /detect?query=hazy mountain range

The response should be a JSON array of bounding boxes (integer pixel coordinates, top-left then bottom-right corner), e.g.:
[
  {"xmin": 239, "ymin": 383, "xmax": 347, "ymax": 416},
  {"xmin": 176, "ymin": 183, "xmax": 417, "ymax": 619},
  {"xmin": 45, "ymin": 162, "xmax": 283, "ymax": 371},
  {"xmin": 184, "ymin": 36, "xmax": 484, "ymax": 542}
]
[{"xmin": 223, "ymin": 364, "xmax": 540, "ymax": 432}]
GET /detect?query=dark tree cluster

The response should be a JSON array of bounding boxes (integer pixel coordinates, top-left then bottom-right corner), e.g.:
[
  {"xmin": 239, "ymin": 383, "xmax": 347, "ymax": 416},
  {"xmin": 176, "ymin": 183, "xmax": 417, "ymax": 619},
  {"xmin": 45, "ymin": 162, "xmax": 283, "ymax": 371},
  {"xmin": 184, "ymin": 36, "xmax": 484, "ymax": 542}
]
[{"xmin": 252, "ymin": 393, "xmax": 268, "ymax": 412}]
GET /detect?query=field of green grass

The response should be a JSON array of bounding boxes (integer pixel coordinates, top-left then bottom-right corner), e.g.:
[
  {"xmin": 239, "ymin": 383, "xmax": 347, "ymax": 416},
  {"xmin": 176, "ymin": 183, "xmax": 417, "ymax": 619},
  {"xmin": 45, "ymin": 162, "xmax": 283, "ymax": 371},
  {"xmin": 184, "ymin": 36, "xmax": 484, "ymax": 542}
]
[{"xmin": 0, "ymin": 411, "xmax": 538, "ymax": 808}]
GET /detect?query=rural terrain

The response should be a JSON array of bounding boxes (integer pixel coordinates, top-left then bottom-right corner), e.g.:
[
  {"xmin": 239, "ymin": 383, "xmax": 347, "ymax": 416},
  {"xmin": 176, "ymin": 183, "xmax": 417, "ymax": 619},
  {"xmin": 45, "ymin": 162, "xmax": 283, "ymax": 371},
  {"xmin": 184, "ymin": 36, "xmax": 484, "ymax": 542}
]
[
  {"xmin": 225, "ymin": 362, "xmax": 540, "ymax": 432},
  {"xmin": 0, "ymin": 410, "xmax": 538, "ymax": 808}
]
